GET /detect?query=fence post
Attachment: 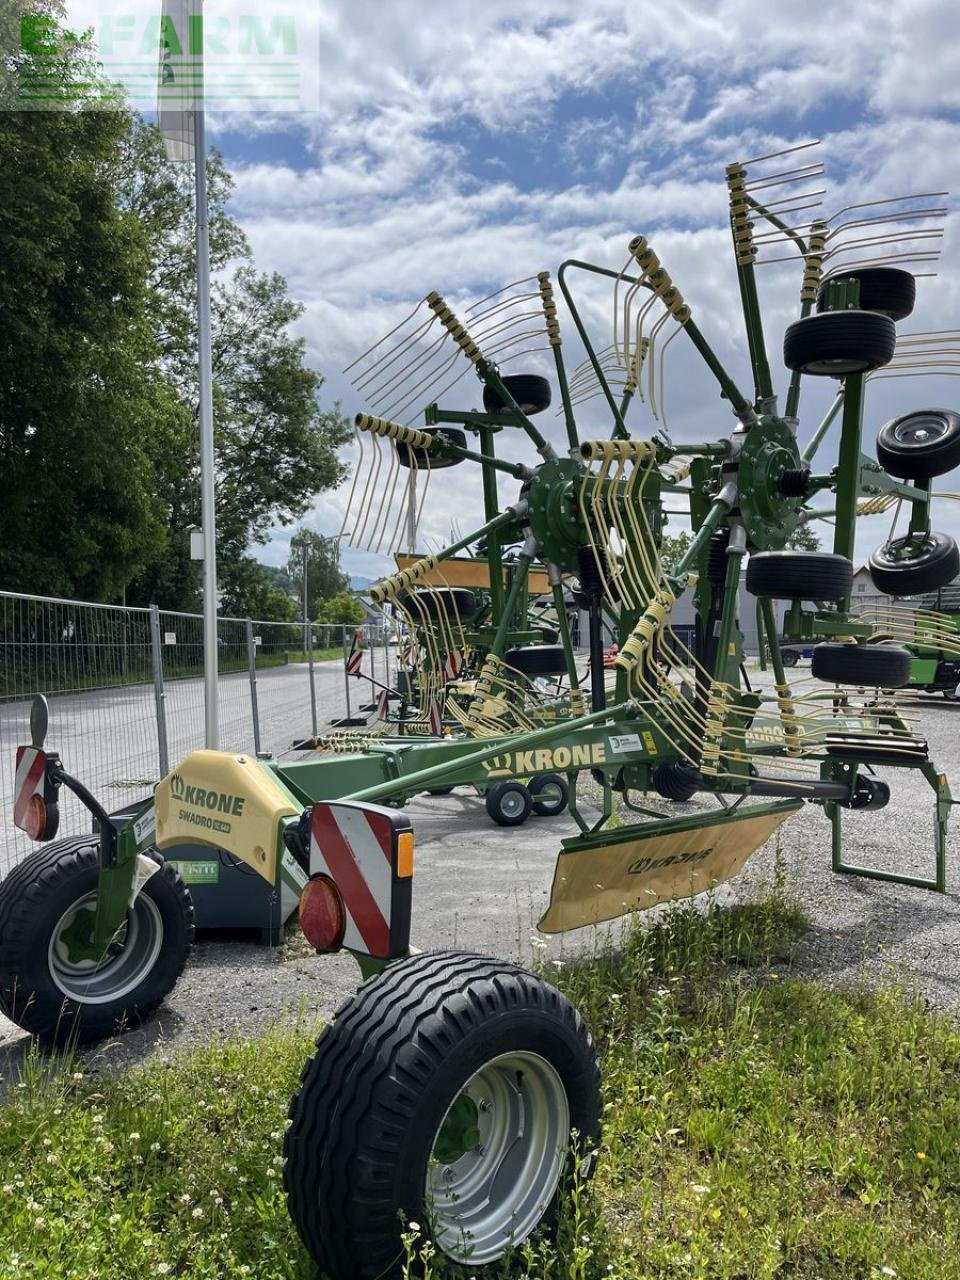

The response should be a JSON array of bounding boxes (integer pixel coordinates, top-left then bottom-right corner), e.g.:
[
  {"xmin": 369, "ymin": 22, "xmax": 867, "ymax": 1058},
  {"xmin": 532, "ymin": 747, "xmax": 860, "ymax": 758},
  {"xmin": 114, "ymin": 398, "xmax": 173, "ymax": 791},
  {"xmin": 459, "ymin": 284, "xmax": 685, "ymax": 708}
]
[
  {"xmin": 306, "ymin": 621, "xmax": 319, "ymax": 738},
  {"xmin": 342, "ymin": 626, "xmax": 354, "ymax": 720},
  {"xmin": 246, "ymin": 619, "xmax": 262, "ymax": 754},
  {"xmin": 149, "ymin": 604, "xmax": 170, "ymax": 778}
]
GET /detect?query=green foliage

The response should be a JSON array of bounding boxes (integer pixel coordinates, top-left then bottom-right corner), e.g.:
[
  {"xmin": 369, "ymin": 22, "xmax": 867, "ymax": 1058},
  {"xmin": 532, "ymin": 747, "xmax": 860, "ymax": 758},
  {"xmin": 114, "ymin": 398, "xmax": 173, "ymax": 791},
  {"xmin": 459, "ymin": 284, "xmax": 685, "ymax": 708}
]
[
  {"xmin": 286, "ymin": 528, "xmax": 350, "ymax": 618},
  {"xmin": 659, "ymin": 529, "xmax": 691, "ymax": 573},
  {"xmin": 7, "ymin": 896, "xmax": 960, "ymax": 1279},
  {"xmin": 0, "ymin": 29, "xmax": 350, "ymax": 606},
  {"xmin": 315, "ymin": 590, "xmax": 365, "ymax": 627},
  {"xmin": 0, "ymin": 13, "xmax": 172, "ymax": 600},
  {"xmin": 218, "ymin": 557, "xmax": 299, "ymax": 622},
  {"xmin": 787, "ymin": 523, "xmax": 822, "ymax": 551}
]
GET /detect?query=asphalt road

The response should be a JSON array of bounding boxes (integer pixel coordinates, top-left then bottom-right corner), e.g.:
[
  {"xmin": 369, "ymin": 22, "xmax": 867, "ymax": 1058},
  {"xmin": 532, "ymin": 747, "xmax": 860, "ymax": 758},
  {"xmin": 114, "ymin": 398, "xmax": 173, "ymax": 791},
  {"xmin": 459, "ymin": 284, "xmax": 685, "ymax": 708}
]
[{"xmin": 1, "ymin": 677, "xmax": 959, "ymax": 1069}]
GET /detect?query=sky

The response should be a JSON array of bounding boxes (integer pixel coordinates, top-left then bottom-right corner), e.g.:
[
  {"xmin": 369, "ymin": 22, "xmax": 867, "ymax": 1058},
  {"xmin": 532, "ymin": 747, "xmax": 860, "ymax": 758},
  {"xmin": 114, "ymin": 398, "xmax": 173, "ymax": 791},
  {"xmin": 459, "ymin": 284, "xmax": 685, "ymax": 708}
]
[{"xmin": 67, "ymin": 0, "xmax": 960, "ymax": 580}]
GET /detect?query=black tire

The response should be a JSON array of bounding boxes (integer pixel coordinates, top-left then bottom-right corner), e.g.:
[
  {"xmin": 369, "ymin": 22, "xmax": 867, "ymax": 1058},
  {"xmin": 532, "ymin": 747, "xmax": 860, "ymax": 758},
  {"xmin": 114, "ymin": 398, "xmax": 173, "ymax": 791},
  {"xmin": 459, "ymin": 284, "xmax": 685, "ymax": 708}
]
[
  {"xmin": 651, "ymin": 760, "xmax": 700, "ymax": 802},
  {"xmin": 868, "ymin": 532, "xmax": 960, "ymax": 596},
  {"xmin": 539, "ymin": 626, "xmax": 560, "ymax": 644},
  {"xmin": 396, "ymin": 586, "xmax": 477, "ymax": 622},
  {"xmin": 485, "ymin": 780, "xmax": 532, "ymax": 827},
  {"xmin": 876, "ymin": 409, "xmax": 960, "ymax": 480},
  {"xmin": 425, "ymin": 786, "xmax": 455, "ymax": 796},
  {"xmin": 483, "ymin": 373, "xmax": 552, "ymax": 417},
  {"xmin": 284, "ymin": 950, "xmax": 601, "ymax": 1280},
  {"xmin": 0, "ymin": 838, "xmax": 193, "ymax": 1048},
  {"xmin": 817, "ymin": 268, "xmax": 916, "ymax": 322},
  {"xmin": 780, "ymin": 648, "xmax": 800, "ymax": 667},
  {"xmin": 503, "ymin": 644, "xmax": 569, "ymax": 676},
  {"xmin": 529, "ymin": 773, "xmax": 569, "ymax": 817},
  {"xmin": 395, "ymin": 427, "xmax": 467, "ymax": 469},
  {"xmin": 811, "ymin": 642, "xmax": 912, "ymax": 687},
  {"xmin": 783, "ymin": 310, "xmax": 897, "ymax": 377},
  {"xmin": 746, "ymin": 551, "xmax": 853, "ymax": 601}
]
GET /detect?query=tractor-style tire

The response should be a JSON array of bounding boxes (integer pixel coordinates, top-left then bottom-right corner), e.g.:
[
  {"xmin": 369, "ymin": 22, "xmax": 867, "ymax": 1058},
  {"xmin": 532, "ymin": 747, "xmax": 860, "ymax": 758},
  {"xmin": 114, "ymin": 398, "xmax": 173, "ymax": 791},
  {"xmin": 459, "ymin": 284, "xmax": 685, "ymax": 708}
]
[
  {"xmin": 0, "ymin": 839, "xmax": 193, "ymax": 1048},
  {"xmin": 783, "ymin": 310, "xmax": 896, "ymax": 377},
  {"xmin": 396, "ymin": 586, "xmax": 477, "ymax": 622},
  {"xmin": 746, "ymin": 551, "xmax": 853, "ymax": 601},
  {"xmin": 817, "ymin": 268, "xmax": 916, "ymax": 322},
  {"xmin": 876, "ymin": 409, "xmax": 960, "ymax": 480},
  {"xmin": 503, "ymin": 645, "xmax": 569, "ymax": 677},
  {"xmin": 811, "ymin": 643, "xmax": 912, "ymax": 688},
  {"xmin": 395, "ymin": 427, "xmax": 467, "ymax": 469},
  {"xmin": 780, "ymin": 648, "xmax": 801, "ymax": 668},
  {"xmin": 483, "ymin": 373, "xmax": 552, "ymax": 417},
  {"xmin": 868, "ymin": 532, "xmax": 960, "ymax": 596},
  {"xmin": 284, "ymin": 950, "xmax": 601, "ymax": 1280},
  {"xmin": 485, "ymin": 780, "xmax": 532, "ymax": 827},
  {"xmin": 529, "ymin": 773, "xmax": 569, "ymax": 817}
]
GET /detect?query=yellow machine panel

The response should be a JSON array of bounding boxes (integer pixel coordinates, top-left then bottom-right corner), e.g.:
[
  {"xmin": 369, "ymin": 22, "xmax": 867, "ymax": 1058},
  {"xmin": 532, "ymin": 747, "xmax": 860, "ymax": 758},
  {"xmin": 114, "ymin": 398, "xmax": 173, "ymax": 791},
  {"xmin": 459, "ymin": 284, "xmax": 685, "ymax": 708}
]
[
  {"xmin": 538, "ymin": 805, "xmax": 800, "ymax": 934},
  {"xmin": 154, "ymin": 750, "xmax": 299, "ymax": 884},
  {"xmin": 394, "ymin": 554, "xmax": 551, "ymax": 594}
]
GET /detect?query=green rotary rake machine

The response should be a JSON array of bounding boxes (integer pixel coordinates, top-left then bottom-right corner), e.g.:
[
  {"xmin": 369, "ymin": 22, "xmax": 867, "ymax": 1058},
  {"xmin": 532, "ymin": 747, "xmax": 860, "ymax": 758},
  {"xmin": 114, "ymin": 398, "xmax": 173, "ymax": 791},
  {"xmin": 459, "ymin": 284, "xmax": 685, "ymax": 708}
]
[{"xmin": 4, "ymin": 140, "xmax": 960, "ymax": 1278}]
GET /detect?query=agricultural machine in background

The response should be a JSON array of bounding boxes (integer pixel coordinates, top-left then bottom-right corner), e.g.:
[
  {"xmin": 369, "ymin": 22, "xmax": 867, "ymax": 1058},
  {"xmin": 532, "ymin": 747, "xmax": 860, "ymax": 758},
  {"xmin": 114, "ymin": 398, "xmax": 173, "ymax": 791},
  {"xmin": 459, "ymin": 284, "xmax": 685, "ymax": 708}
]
[{"xmin": 4, "ymin": 141, "xmax": 960, "ymax": 1279}]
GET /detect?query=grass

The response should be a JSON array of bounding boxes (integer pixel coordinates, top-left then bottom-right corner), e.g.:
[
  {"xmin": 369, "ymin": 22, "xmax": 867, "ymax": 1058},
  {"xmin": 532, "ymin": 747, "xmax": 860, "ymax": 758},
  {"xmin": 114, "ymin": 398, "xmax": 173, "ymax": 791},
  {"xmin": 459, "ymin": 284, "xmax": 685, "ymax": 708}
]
[{"xmin": 4, "ymin": 890, "xmax": 960, "ymax": 1278}]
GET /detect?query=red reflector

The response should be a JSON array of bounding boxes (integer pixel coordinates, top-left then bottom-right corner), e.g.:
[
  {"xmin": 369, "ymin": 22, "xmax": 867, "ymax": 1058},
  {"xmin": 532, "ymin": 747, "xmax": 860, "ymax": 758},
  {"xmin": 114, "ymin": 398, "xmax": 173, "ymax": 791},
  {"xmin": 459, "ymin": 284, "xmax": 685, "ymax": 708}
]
[
  {"xmin": 299, "ymin": 875, "xmax": 346, "ymax": 953},
  {"xmin": 24, "ymin": 794, "xmax": 48, "ymax": 841}
]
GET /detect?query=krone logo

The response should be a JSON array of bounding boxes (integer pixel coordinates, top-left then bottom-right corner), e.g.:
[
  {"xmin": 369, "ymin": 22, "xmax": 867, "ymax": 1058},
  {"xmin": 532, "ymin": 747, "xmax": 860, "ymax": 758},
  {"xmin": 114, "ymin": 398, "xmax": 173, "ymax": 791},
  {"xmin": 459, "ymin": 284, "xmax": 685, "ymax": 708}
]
[{"xmin": 170, "ymin": 773, "xmax": 185, "ymax": 800}]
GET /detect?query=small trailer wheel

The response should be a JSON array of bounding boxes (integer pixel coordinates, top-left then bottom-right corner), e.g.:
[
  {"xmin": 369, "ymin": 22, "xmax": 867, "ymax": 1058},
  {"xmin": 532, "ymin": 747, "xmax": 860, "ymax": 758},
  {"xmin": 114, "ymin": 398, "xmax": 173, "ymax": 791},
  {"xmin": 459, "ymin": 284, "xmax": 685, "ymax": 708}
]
[
  {"xmin": 529, "ymin": 773, "xmax": 569, "ymax": 817},
  {"xmin": 868, "ymin": 532, "xmax": 960, "ymax": 596},
  {"xmin": 876, "ymin": 409, "xmax": 960, "ymax": 480},
  {"xmin": 746, "ymin": 551, "xmax": 853, "ymax": 601},
  {"xmin": 486, "ymin": 780, "xmax": 532, "ymax": 826},
  {"xmin": 811, "ymin": 642, "xmax": 912, "ymax": 688},
  {"xmin": 0, "ymin": 838, "xmax": 193, "ymax": 1047},
  {"xmin": 284, "ymin": 950, "xmax": 601, "ymax": 1280},
  {"xmin": 817, "ymin": 267, "xmax": 916, "ymax": 321},
  {"xmin": 482, "ymin": 373, "xmax": 552, "ymax": 416},
  {"xmin": 783, "ymin": 310, "xmax": 896, "ymax": 377}
]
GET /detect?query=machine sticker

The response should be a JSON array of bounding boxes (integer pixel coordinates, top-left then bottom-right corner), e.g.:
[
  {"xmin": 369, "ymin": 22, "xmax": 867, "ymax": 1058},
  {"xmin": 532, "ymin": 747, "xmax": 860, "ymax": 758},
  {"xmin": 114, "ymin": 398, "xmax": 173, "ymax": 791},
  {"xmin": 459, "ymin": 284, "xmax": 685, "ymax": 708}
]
[
  {"xmin": 132, "ymin": 807, "xmax": 156, "ymax": 847},
  {"xmin": 169, "ymin": 859, "xmax": 220, "ymax": 886},
  {"xmin": 607, "ymin": 733, "xmax": 642, "ymax": 755}
]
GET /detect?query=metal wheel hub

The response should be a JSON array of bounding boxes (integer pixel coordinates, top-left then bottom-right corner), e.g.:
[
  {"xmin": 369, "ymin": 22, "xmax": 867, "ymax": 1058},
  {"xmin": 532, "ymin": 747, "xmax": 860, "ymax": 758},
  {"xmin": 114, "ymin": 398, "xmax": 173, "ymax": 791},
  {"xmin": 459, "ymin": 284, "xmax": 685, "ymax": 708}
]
[
  {"xmin": 500, "ymin": 789, "xmax": 526, "ymax": 819},
  {"xmin": 426, "ymin": 1050, "xmax": 570, "ymax": 1263},
  {"xmin": 893, "ymin": 414, "xmax": 946, "ymax": 446},
  {"xmin": 49, "ymin": 891, "xmax": 164, "ymax": 1004}
]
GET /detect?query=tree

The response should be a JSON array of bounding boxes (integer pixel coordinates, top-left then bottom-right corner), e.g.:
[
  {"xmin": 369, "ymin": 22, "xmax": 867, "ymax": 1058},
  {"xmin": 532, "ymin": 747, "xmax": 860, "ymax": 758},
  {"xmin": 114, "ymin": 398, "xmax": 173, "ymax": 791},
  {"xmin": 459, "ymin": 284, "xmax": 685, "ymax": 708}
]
[
  {"xmin": 117, "ymin": 121, "xmax": 352, "ymax": 609},
  {"xmin": 316, "ymin": 591, "xmax": 365, "ymax": 627},
  {"xmin": 218, "ymin": 557, "xmax": 298, "ymax": 621},
  {"xmin": 0, "ymin": 8, "xmax": 173, "ymax": 599},
  {"xmin": 786, "ymin": 524, "xmax": 822, "ymax": 551},
  {"xmin": 287, "ymin": 529, "xmax": 349, "ymax": 619},
  {"xmin": 659, "ymin": 530, "xmax": 692, "ymax": 573}
]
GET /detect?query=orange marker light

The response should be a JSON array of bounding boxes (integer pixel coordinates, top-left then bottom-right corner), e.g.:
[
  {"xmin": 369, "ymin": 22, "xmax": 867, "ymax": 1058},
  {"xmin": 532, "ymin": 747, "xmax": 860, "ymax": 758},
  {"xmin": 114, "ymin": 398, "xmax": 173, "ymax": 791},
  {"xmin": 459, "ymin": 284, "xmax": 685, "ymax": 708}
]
[
  {"xmin": 396, "ymin": 831, "xmax": 415, "ymax": 879},
  {"xmin": 24, "ymin": 794, "xmax": 48, "ymax": 841},
  {"xmin": 299, "ymin": 875, "xmax": 346, "ymax": 953}
]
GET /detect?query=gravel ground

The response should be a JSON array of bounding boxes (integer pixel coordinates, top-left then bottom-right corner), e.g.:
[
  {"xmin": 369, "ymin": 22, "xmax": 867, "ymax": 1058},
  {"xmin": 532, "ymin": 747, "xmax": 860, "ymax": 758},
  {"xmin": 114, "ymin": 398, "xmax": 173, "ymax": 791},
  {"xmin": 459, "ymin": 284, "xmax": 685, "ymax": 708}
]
[{"xmin": 1, "ymin": 681, "xmax": 958, "ymax": 1076}]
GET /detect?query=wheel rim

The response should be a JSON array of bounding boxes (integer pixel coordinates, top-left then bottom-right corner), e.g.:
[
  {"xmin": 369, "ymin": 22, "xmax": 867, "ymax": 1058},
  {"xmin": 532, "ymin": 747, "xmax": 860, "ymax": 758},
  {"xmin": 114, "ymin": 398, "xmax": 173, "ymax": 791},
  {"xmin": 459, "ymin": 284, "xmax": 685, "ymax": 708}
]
[
  {"xmin": 536, "ymin": 783, "xmax": 563, "ymax": 812},
  {"xmin": 499, "ymin": 789, "xmax": 526, "ymax": 820},
  {"xmin": 48, "ymin": 891, "xmax": 164, "ymax": 1004},
  {"xmin": 893, "ymin": 413, "xmax": 947, "ymax": 447},
  {"xmin": 426, "ymin": 1050, "xmax": 569, "ymax": 1264}
]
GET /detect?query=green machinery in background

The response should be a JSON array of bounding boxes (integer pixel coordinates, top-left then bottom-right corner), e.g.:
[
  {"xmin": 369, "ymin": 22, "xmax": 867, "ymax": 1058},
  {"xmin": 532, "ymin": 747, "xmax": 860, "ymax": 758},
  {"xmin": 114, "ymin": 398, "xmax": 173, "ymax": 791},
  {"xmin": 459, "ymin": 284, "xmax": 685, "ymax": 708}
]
[{"xmin": 4, "ymin": 140, "xmax": 960, "ymax": 1279}]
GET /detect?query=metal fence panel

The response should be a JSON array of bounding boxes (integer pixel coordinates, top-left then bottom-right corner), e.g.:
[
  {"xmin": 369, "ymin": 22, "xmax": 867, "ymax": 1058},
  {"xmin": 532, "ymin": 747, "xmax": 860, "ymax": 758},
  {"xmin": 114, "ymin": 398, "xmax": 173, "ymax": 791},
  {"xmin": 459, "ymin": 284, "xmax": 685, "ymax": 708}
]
[{"xmin": 0, "ymin": 593, "xmax": 395, "ymax": 876}]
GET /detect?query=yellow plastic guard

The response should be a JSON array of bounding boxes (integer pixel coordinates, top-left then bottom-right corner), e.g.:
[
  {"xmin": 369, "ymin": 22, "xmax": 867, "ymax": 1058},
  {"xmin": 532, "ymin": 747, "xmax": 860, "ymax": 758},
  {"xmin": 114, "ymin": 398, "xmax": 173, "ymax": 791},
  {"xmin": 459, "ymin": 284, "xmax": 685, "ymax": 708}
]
[
  {"xmin": 538, "ymin": 804, "xmax": 799, "ymax": 934},
  {"xmin": 154, "ymin": 750, "xmax": 299, "ymax": 885}
]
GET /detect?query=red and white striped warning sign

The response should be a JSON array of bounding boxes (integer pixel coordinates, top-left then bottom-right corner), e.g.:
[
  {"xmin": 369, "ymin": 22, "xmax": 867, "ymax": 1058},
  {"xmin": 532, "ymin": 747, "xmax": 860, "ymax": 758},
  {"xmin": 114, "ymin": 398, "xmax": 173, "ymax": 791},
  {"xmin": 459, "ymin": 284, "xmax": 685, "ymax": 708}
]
[
  {"xmin": 376, "ymin": 688, "xmax": 389, "ymax": 721},
  {"xmin": 309, "ymin": 803, "xmax": 396, "ymax": 956},
  {"xmin": 428, "ymin": 697, "xmax": 443, "ymax": 735},
  {"xmin": 14, "ymin": 745, "xmax": 46, "ymax": 831},
  {"xmin": 346, "ymin": 629, "xmax": 364, "ymax": 676},
  {"xmin": 442, "ymin": 649, "xmax": 465, "ymax": 681}
]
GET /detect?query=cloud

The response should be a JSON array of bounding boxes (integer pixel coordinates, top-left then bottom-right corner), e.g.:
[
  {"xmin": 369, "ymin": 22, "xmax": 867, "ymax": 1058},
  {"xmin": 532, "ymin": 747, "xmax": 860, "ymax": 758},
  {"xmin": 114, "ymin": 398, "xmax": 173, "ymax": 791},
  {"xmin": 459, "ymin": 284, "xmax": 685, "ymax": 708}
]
[{"xmin": 65, "ymin": 0, "xmax": 960, "ymax": 572}]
